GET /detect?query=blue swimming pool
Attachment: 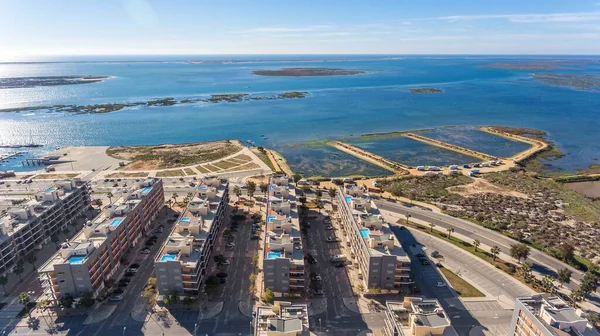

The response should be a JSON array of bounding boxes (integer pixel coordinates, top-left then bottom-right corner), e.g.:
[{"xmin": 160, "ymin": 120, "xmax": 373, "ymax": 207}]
[
  {"xmin": 160, "ymin": 254, "xmax": 177, "ymax": 262},
  {"xmin": 267, "ymin": 216, "xmax": 276, "ymax": 223},
  {"xmin": 269, "ymin": 185, "xmax": 276, "ymax": 190},
  {"xmin": 199, "ymin": 185, "xmax": 207, "ymax": 190},
  {"xmin": 345, "ymin": 196, "xmax": 352, "ymax": 203},
  {"xmin": 267, "ymin": 252, "xmax": 282, "ymax": 259},
  {"xmin": 141, "ymin": 186, "xmax": 152, "ymax": 193},
  {"xmin": 68, "ymin": 256, "xmax": 85, "ymax": 264},
  {"xmin": 180, "ymin": 217, "xmax": 191, "ymax": 222},
  {"xmin": 46, "ymin": 187, "xmax": 56, "ymax": 193},
  {"xmin": 360, "ymin": 228, "xmax": 370, "ymax": 239},
  {"xmin": 109, "ymin": 219, "xmax": 123, "ymax": 227}
]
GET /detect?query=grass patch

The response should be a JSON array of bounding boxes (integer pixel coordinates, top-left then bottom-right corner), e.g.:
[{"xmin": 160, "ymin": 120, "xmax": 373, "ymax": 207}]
[
  {"xmin": 156, "ymin": 169, "xmax": 185, "ymax": 177},
  {"xmin": 223, "ymin": 162, "xmax": 261, "ymax": 172},
  {"xmin": 32, "ymin": 173, "xmax": 78, "ymax": 180},
  {"xmin": 438, "ymin": 266, "xmax": 485, "ymax": 297},
  {"xmin": 251, "ymin": 148, "xmax": 275, "ymax": 171},
  {"xmin": 213, "ymin": 160, "xmax": 239, "ymax": 170},
  {"xmin": 106, "ymin": 172, "xmax": 149, "ymax": 178},
  {"xmin": 229, "ymin": 154, "xmax": 252, "ymax": 163},
  {"xmin": 204, "ymin": 164, "xmax": 222, "ymax": 172},
  {"xmin": 196, "ymin": 165, "xmax": 211, "ymax": 174},
  {"xmin": 183, "ymin": 168, "xmax": 196, "ymax": 175}
]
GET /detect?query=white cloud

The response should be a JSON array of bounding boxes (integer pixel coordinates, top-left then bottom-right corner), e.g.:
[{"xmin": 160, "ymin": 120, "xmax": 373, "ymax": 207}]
[
  {"xmin": 432, "ymin": 12, "xmax": 600, "ymax": 23},
  {"xmin": 234, "ymin": 25, "xmax": 335, "ymax": 34}
]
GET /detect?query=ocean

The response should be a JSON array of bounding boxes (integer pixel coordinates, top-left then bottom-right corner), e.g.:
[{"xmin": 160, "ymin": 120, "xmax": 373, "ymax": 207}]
[{"xmin": 0, "ymin": 55, "xmax": 599, "ymax": 173}]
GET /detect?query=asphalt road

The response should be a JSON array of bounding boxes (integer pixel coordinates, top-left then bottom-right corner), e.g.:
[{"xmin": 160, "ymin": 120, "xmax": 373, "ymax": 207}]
[{"xmin": 375, "ymin": 199, "xmax": 600, "ymax": 310}]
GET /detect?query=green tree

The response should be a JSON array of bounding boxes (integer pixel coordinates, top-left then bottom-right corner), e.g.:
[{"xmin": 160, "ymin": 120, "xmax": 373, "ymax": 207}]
[
  {"xmin": 0, "ymin": 275, "xmax": 8, "ymax": 296},
  {"xmin": 520, "ymin": 262, "xmax": 533, "ymax": 282},
  {"xmin": 205, "ymin": 276, "xmax": 220, "ymax": 290},
  {"xmin": 13, "ymin": 261, "xmax": 24, "ymax": 281},
  {"xmin": 59, "ymin": 293, "xmax": 75, "ymax": 309},
  {"xmin": 171, "ymin": 193, "xmax": 179, "ymax": 205},
  {"xmin": 186, "ymin": 192, "xmax": 193, "ymax": 200},
  {"xmin": 26, "ymin": 253, "xmax": 37, "ymax": 271},
  {"xmin": 557, "ymin": 268, "xmax": 572, "ymax": 287},
  {"xmin": 558, "ymin": 243, "xmax": 575, "ymax": 262},
  {"xmin": 50, "ymin": 234, "xmax": 60, "ymax": 249},
  {"xmin": 473, "ymin": 239, "xmax": 481, "ymax": 252},
  {"xmin": 106, "ymin": 191, "xmax": 113, "ymax": 204},
  {"xmin": 541, "ymin": 275, "xmax": 554, "ymax": 293},
  {"xmin": 490, "ymin": 246, "xmax": 501, "ymax": 261},
  {"xmin": 213, "ymin": 254, "xmax": 226, "ymax": 266},
  {"xmin": 299, "ymin": 196, "xmax": 307, "ymax": 206},
  {"xmin": 510, "ymin": 243, "xmax": 530, "ymax": 263},
  {"xmin": 262, "ymin": 288, "xmax": 275, "ymax": 303},
  {"xmin": 246, "ymin": 181, "xmax": 256, "ymax": 199},
  {"xmin": 95, "ymin": 199, "xmax": 103, "ymax": 208},
  {"xmin": 571, "ymin": 287, "xmax": 584, "ymax": 303},
  {"xmin": 446, "ymin": 226, "xmax": 454, "ymax": 240},
  {"xmin": 76, "ymin": 292, "xmax": 95, "ymax": 308},
  {"xmin": 292, "ymin": 174, "xmax": 302, "ymax": 185},
  {"xmin": 328, "ymin": 188, "xmax": 337, "ymax": 198},
  {"xmin": 429, "ymin": 222, "xmax": 436, "ymax": 233},
  {"xmin": 315, "ymin": 189, "xmax": 323, "ymax": 198},
  {"xmin": 233, "ymin": 185, "xmax": 242, "ymax": 200},
  {"xmin": 18, "ymin": 292, "xmax": 31, "ymax": 317},
  {"xmin": 405, "ymin": 213, "xmax": 411, "ymax": 224},
  {"xmin": 580, "ymin": 271, "xmax": 599, "ymax": 296},
  {"xmin": 252, "ymin": 252, "xmax": 259, "ymax": 265},
  {"xmin": 259, "ymin": 182, "xmax": 268, "ymax": 194}
]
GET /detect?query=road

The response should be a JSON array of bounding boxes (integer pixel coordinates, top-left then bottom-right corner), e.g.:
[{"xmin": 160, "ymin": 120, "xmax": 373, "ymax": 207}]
[{"xmin": 375, "ymin": 199, "xmax": 600, "ymax": 309}]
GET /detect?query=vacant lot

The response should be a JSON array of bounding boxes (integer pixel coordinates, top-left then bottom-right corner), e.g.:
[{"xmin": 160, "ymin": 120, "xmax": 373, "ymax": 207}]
[
  {"xmin": 156, "ymin": 170, "xmax": 185, "ymax": 177},
  {"xmin": 438, "ymin": 266, "xmax": 485, "ymax": 297},
  {"xmin": 106, "ymin": 172, "xmax": 149, "ymax": 178},
  {"xmin": 33, "ymin": 173, "xmax": 78, "ymax": 180},
  {"xmin": 107, "ymin": 140, "xmax": 243, "ymax": 170},
  {"xmin": 213, "ymin": 160, "xmax": 239, "ymax": 170}
]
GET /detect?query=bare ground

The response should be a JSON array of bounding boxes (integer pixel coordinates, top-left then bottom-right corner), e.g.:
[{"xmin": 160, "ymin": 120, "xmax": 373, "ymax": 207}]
[
  {"xmin": 32, "ymin": 173, "xmax": 79, "ymax": 180},
  {"xmin": 447, "ymin": 178, "xmax": 529, "ymax": 198}
]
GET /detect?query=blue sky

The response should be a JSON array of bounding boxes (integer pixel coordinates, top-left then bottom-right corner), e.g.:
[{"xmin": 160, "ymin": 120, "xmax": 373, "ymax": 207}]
[{"xmin": 1, "ymin": 0, "xmax": 600, "ymax": 59}]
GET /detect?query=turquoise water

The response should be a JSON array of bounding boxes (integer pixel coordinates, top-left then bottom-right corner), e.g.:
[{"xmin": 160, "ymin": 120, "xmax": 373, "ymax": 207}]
[
  {"xmin": 267, "ymin": 252, "xmax": 282, "ymax": 259},
  {"xmin": 345, "ymin": 196, "xmax": 352, "ymax": 203},
  {"xmin": 180, "ymin": 217, "xmax": 191, "ymax": 222},
  {"xmin": 267, "ymin": 215, "xmax": 276, "ymax": 223},
  {"xmin": 199, "ymin": 185, "xmax": 207, "ymax": 190},
  {"xmin": 67, "ymin": 256, "xmax": 85, "ymax": 264},
  {"xmin": 141, "ymin": 186, "xmax": 152, "ymax": 193},
  {"xmin": 420, "ymin": 126, "xmax": 532, "ymax": 158},
  {"xmin": 160, "ymin": 254, "xmax": 177, "ymax": 262},
  {"xmin": 276, "ymin": 144, "xmax": 392, "ymax": 178},
  {"xmin": 360, "ymin": 228, "xmax": 370, "ymax": 238},
  {"xmin": 350, "ymin": 137, "xmax": 480, "ymax": 167},
  {"xmin": 1, "ymin": 55, "xmax": 599, "ymax": 173},
  {"xmin": 45, "ymin": 187, "xmax": 56, "ymax": 193},
  {"xmin": 109, "ymin": 219, "xmax": 123, "ymax": 227}
]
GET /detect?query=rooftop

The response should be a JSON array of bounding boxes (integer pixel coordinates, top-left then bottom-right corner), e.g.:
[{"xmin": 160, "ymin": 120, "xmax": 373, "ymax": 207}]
[
  {"xmin": 156, "ymin": 177, "xmax": 227, "ymax": 267},
  {"xmin": 387, "ymin": 298, "xmax": 452, "ymax": 330},
  {"xmin": 39, "ymin": 178, "xmax": 160, "ymax": 272},
  {"xmin": 255, "ymin": 302, "xmax": 309, "ymax": 336}
]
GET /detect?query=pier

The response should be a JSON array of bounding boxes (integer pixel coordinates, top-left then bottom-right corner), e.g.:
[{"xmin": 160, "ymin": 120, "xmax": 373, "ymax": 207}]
[
  {"xmin": 331, "ymin": 141, "xmax": 410, "ymax": 175},
  {"xmin": 404, "ymin": 133, "xmax": 497, "ymax": 161},
  {"xmin": 22, "ymin": 158, "xmax": 50, "ymax": 166},
  {"xmin": 479, "ymin": 127, "xmax": 549, "ymax": 163}
]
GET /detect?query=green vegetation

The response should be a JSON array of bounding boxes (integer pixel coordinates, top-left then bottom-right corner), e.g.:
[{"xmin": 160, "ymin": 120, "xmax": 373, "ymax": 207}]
[
  {"xmin": 222, "ymin": 162, "xmax": 261, "ymax": 172},
  {"xmin": 208, "ymin": 93, "xmax": 248, "ymax": 103},
  {"xmin": 156, "ymin": 169, "xmax": 185, "ymax": 177},
  {"xmin": 183, "ymin": 168, "xmax": 196, "ymax": 175},
  {"xmin": 195, "ymin": 165, "xmax": 211, "ymax": 174},
  {"xmin": 381, "ymin": 175, "xmax": 471, "ymax": 202},
  {"xmin": 204, "ymin": 164, "xmax": 222, "ymax": 172},
  {"xmin": 438, "ymin": 266, "xmax": 485, "ymax": 297},
  {"xmin": 213, "ymin": 160, "xmax": 239, "ymax": 170},
  {"xmin": 253, "ymin": 147, "xmax": 275, "ymax": 171},
  {"xmin": 410, "ymin": 88, "xmax": 443, "ymax": 94},
  {"xmin": 533, "ymin": 73, "xmax": 600, "ymax": 91}
]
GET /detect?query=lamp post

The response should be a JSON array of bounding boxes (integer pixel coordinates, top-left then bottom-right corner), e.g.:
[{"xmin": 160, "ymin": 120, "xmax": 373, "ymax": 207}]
[
  {"xmin": 194, "ymin": 323, "xmax": 197, "ymax": 336},
  {"xmin": 122, "ymin": 327, "xmax": 126, "ymax": 336}
]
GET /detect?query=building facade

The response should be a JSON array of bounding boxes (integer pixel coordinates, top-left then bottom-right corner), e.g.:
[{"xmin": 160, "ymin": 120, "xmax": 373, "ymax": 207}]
[
  {"xmin": 510, "ymin": 294, "xmax": 598, "ymax": 336},
  {"xmin": 0, "ymin": 179, "xmax": 90, "ymax": 276},
  {"xmin": 263, "ymin": 174, "xmax": 305, "ymax": 294},
  {"xmin": 384, "ymin": 298, "xmax": 456, "ymax": 336},
  {"xmin": 38, "ymin": 178, "xmax": 164, "ymax": 300},
  {"xmin": 336, "ymin": 184, "xmax": 413, "ymax": 291},
  {"xmin": 154, "ymin": 176, "xmax": 228, "ymax": 296}
]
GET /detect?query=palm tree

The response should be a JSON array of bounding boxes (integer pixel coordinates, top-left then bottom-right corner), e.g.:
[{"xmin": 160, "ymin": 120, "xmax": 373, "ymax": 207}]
[
  {"xmin": 171, "ymin": 193, "xmax": 179, "ymax": 206},
  {"xmin": 246, "ymin": 181, "xmax": 256, "ymax": 199},
  {"xmin": 490, "ymin": 246, "xmax": 501, "ymax": 261},
  {"xmin": 259, "ymin": 182, "xmax": 268, "ymax": 194},
  {"xmin": 186, "ymin": 192, "xmax": 193, "ymax": 201},
  {"xmin": 95, "ymin": 199, "xmax": 103, "ymax": 208},
  {"xmin": 328, "ymin": 188, "xmax": 337, "ymax": 198},
  {"xmin": 405, "ymin": 213, "xmax": 411, "ymax": 224},
  {"xmin": 232, "ymin": 185, "xmax": 242, "ymax": 200},
  {"xmin": 521, "ymin": 262, "xmax": 533, "ymax": 281},
  {"xmin": 165, "ymin": 199, "xmax": 173, "ymax": 209},
  {"xmin": 473, "ymin": 239, "xmax": 481, "ymax": 252},
  {"xmin": 106, "ymin": 191, "xmax": 113, "ymax": 204},
  {"xmin": 428, "ymin": 222, "xmax": 436, "ymax": 233},
  {"xmin": 26, "ymin": 253, "xmax": 37, "ymax": 271},
  {"xmin": 446, "ymin": 226, "xmax": 454, "ymax": 240},
  {"xmin": 541, "ymin": 275, "xmax": 554, "ymax": 293},
  {"xmin": 18, "ymin": 292, "xmax": 31, "ymax": 317},
  {"xmin": 13, "ymin": 261, "xmax": 24, "ymax": 281},
  {"xmin": 0, "ymin": 275, "xmax": 8, "ymax": 296},
  {"xmin": 557, "ymin": 268, "xmax": 572, "ymax": 287}
]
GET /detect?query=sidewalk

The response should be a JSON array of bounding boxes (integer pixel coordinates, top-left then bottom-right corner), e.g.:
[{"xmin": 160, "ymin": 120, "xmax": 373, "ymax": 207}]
[{"xmin": 83, "ymin": 305, "xmax": 117, "ymax": 325}]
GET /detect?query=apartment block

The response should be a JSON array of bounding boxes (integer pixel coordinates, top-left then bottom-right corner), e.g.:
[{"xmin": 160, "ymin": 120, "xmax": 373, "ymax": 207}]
[
  {"xmin": 510, "ymin": 294, "xmax": 599, "ymax": 336},
  {"xmin": 254, "ymin": 301, "xmax": 309, "ymax": 336},
  {"xmin": 38, "ymin": 178, "xmax": 164, "ymax": 300},
  {"xmin": 263, "ymin": 174, "xmax": 305, "ymax": 294},
  {"xmin": 0, "ymin": 180, "xmax": 90, "ymax": 275},
  {"xmin": 384, "ymin": 298, "xmax": 457, "ymax": 336},
  {"xmin": 336, "ymin": 184, "xmax": 413, "ymax": 290},
  {"xmin": 154, "ymin": 176, "xmax": 228, "ymax": 296}
]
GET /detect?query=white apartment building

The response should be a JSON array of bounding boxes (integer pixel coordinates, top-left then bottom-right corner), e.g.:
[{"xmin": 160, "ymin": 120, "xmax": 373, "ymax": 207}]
[{"xmin": 254, "ymin": 301, "xmax": 310, "ymax": 336}]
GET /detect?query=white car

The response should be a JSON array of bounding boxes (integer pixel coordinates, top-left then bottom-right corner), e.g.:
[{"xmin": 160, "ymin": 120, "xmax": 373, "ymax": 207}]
[
  {"xmin": 226, "ymin": 242, "xmax": 236, "ymax": 248},
  {"xmin": 325, "ymin": 226, "xmax": 334, "ymax": 230},
  {"xmin": 436, "ymin": 281, "xmax": 446, "ymax": 287},
  {"xmin": 127, "ymin": 268, "xmax": 138, "ymax": 273},
  {"xmin": 109, "ymin": 295, "xmax": 123, "ymax": 301},
  {"xmin": 141, "ymin": 249, "xmax": 151, "ymax": 254},
  {"xmin": 222, "ymin": 260, "xmax": 230, "ymax": 265}
]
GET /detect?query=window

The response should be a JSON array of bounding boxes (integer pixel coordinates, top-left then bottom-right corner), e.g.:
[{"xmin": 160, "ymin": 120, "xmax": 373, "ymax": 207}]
[
  {"xmin": 77, "ymin": 284, "xmax": 85, "ymax": 288},
  {"xmin": 76, "ymin": 277, "xmax": 83, "ymax": 281},
  {"xmin": 58, "ymin": 272, "xmax": 65, "ymax": 276}
]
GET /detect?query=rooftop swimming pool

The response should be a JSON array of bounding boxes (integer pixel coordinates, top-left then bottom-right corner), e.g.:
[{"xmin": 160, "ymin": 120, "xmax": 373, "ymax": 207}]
[
  {"xmin": 46, "ymin": 187, "xmax": 56, "ymax": 193},
  {"xmin": 267, "ymin": 215, "xmax": 276, "ymax": 223},
  {"xmin": 160, "ymin": 254, "xmax": 177, "ymax": 262},
  {"xmin": 267, "ymin": 252, "xmax": 282, "ymax": 259},
  {"xmin": 345, "ymin": 196, "xmax": 352, "ymax": 203},
  {"xmin": 180, "ymin": 217, "xmax": 191, "ymax": 222},
  {"xmin": 360, "ymin": 228, "xmax": 370, "ymax": 239},
  {"xmin": 68, "ymin": 256, "xmax": 85, "ymax": 264},
  {"xmin": 141, "ymin": 186, "xmax": 152, "ymax": 193},
  {"xmin": 269, "ymin": 185, "xmax": 276, "ymax": 190},
  {"xmin": 109, "ymin": 219, "xmax": 123, "ymax": 227},
  {"xmin": 199, "ymin": 185, "xmax": 207, "ymax": 190}
]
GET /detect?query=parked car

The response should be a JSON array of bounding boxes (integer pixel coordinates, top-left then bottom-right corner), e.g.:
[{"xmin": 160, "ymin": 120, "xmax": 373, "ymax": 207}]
[
  {"xmin": 312, "ymin": 289, "xmax": 324, "ymax": 295},
  {"xmin": 216, "ymin": 272, "xmax": 228, "ymax": 278},
  {"xmin": 311, "ymin": 273, "xmax": 322, "ymax": 281},
  {"xmin": 113, "ymin": 288, "xmax": 124, "ymax": 294},
  {"xmin": 226, "ymin": 242, "xmax": 235, "ymax": 248},
  {"xmin": 109, "ymin": 296, "xmax": 123, "ymax": 301},
  {"xmin": 436, "ymin": 281, "xmax": 446, "ymax": 287},
  {"xmin": 219, "ymin": 278, "xmax": 226, "ymax": 284},
  {"xmin": 124, "ymin": 272, "xmax": 135, "ymax": 277},
  {"xmin": 325, "ymin": 226, "xmax": 334, "ymax": 230},
  {"xmin": 222, "ymin": 260, "xmax": 230, "ymax": 265},
  {"xmin": 334, "ymin": 262, "xmax": 345, "ymax": 268},
  {"xmin": 250, "ymin": 235, "xmax": 259, "ymax": 240},
  {"xmin": 129, "ymin": 263, "xmax": 140, "ymax": 269},
  {"xmin": 141, "ymin": 248, "xmax": 151, "ymax": 254}
]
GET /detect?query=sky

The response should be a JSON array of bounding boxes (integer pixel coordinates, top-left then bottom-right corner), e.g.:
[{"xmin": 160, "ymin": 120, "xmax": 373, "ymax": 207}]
[{"xmin": 1, "ymin": 0, "xmax": 600, "ymax": 60}]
